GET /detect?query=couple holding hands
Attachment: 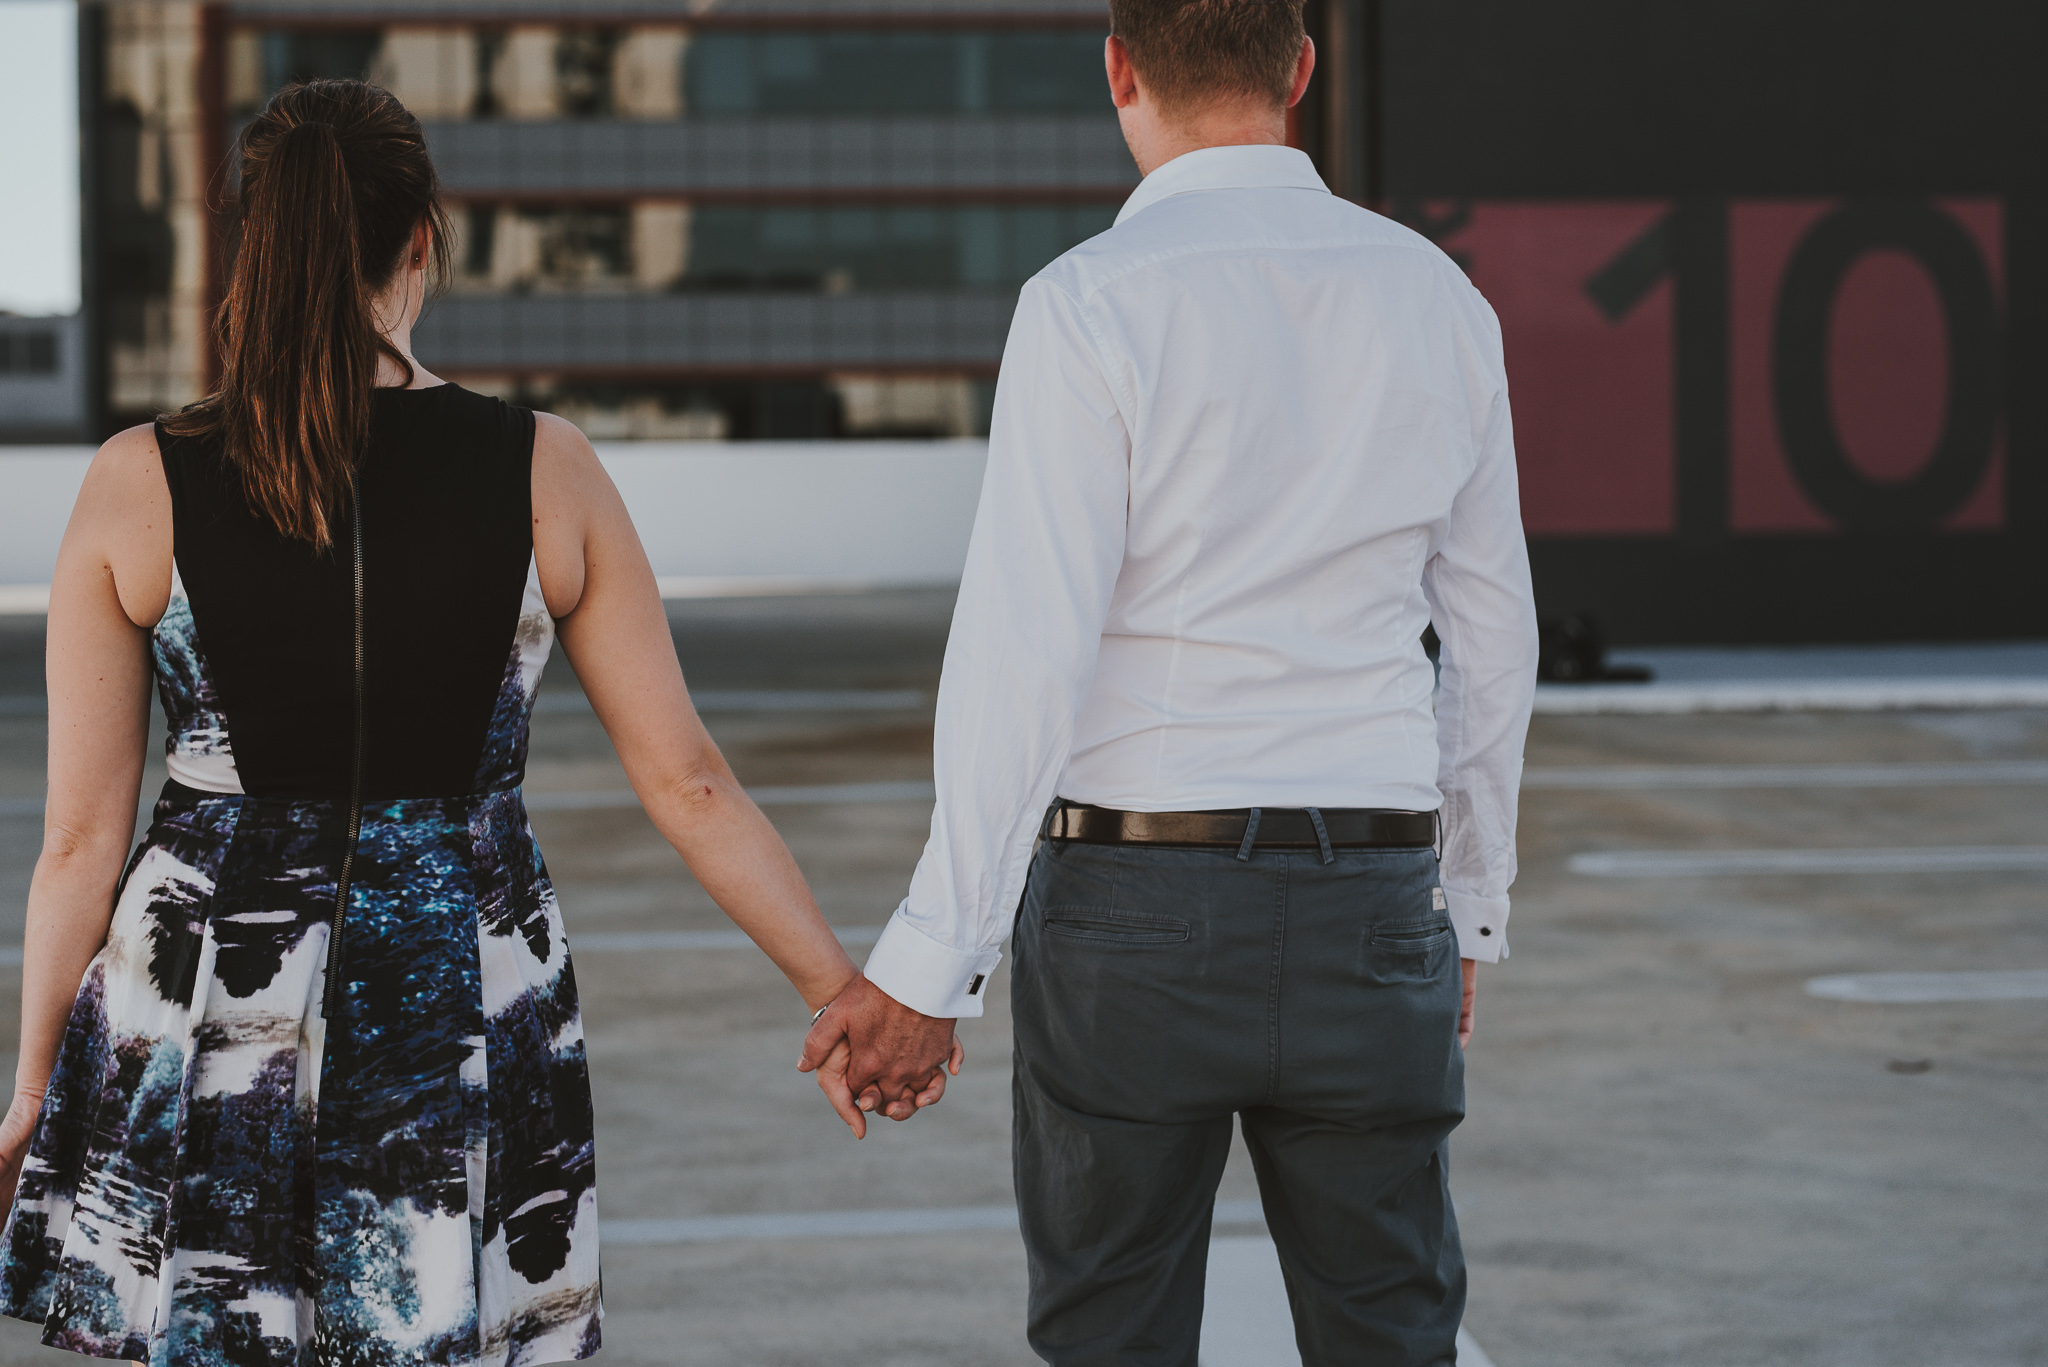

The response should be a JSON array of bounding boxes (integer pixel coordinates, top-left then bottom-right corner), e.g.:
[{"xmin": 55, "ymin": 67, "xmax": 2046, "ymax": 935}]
[{"xmin": 0, "ymin": 2, "xmax": 1536, "ymax": 1364}]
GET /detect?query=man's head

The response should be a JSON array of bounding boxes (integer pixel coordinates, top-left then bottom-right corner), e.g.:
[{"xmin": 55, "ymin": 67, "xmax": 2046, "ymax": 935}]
[{"xmin": 1106, "ymin": 0, "xmax": 1313, "ymax": 174}]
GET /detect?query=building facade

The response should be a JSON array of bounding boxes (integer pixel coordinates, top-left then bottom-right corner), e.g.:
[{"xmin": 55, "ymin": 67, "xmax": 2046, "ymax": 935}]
[{"xmin": 71, "ymin": 0, "xmax": 1169, "ymax": 440}]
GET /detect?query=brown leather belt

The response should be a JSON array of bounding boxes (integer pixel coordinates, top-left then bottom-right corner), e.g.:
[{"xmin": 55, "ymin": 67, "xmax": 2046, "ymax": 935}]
[{"xmin": 1043, "ymin": 801, "xmax": 1436, "ymax": 850}]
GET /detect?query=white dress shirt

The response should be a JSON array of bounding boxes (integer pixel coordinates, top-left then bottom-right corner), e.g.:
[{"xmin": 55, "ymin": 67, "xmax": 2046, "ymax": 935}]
[{"xmin": 865, "ymin": 144, "xmax": 1539, "ymax": 1019}]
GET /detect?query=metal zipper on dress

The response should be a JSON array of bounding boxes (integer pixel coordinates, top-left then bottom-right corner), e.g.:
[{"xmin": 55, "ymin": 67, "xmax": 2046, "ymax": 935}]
[{"xmin": 320, "ymin": 489, "xmax": 368, "ymax": 1018}]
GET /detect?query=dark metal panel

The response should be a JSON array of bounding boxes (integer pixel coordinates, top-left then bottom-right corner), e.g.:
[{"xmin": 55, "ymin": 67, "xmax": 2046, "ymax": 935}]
[
  {"xmin": 1377, "ymin": 0, "xmax": 2046, "ymax": 198},
  {"xmin": 421, "ymin": 115, "xmax": 1137, "ymax": 196},
  {"xmin": 413, "ymin": 290, "xmax": 1017, "ymax": 370},
  {"xmin": 226, "ymin": 3, "xmax": 1110, "ymax": 26},
  {"xmin": 1530, "ymin": 537, "xmax": 2047, "ymax": 645},
  {"xmin": 1365, "ymin": 0, "xmax": 2047, "ymax": 643}
]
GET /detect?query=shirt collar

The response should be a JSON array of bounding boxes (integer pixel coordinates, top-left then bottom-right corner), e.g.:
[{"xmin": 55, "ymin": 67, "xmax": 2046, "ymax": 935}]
[{"xmin": 1112, "ymin": 143, "xmax": 1331, "ymax": 228}]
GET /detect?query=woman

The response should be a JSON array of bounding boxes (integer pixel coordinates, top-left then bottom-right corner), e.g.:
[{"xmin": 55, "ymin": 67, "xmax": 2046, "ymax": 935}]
[{"xmin": 0, "ymin": 79, "xmax": 944, "ymax": 1367}]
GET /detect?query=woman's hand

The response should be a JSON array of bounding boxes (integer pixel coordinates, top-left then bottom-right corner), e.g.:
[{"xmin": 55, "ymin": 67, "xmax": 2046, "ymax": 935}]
[
  {"xmin": 0, "ymin": 1084, "xmax": 47, "ymax": 1215},
  {"xmin": 800, "ymin": 975, "xmax": 963, "ymax": 1138}
]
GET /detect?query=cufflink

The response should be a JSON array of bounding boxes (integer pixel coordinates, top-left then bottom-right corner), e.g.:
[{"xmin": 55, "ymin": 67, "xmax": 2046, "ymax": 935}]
[{"xmin": 967, "ymin": 974, "xmax": 986, "ymax": 996}]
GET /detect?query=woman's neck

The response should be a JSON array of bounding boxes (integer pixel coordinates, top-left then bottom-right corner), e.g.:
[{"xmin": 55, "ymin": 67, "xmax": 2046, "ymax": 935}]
[
  {"xmin": 371, "ymin": 265, "xmax": 444, "ymax": 389},
  {"xmin": 374, "ymin": 341, "xmax": 442, "ymax": 390}
]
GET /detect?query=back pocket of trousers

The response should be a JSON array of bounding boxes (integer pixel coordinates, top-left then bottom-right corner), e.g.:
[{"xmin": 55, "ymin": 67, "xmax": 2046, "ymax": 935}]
[
  {"xmin": 1043, "ymin": 907, "xmax": 1190, "ymax": 946},
  {"xmin": 1363, "ymin": 917, "xmax": 1454, "ymax": 984}
]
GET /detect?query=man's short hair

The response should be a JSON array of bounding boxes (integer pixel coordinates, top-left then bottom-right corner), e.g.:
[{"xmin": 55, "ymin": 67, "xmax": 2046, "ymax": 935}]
[{"xmin": 1108, "ymin": 0, "xmax": 1308, "ymax": 111}]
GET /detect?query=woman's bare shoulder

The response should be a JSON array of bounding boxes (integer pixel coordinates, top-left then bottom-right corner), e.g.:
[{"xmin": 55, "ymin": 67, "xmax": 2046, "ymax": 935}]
[
  {"xmin": 76, "ymin": 423, "xmax": 170, "ymax": 535},
  {"xmin": 91, "ymin": 422, "xmax": 162, "ymax": 478},
  {"xmin": 531, "ymin": 410, "xmax": 604, "ymax": 484},
  {"xmin": 529, "ymin": 411, "xmax": 614, "ymax": 618},
  {"xmin": 70, "ymin": 423, "xmax": 173, "ymax": 628}
]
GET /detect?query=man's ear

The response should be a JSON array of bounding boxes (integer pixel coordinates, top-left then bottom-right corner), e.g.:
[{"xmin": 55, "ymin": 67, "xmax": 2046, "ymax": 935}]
[
  {"xmin": 1285, "ymin": 36, "xmax": 1316, "ymax": 109},
  {"xmin": 1105, "ymin": 34, "xmax": 1141, "ymax": 110}
]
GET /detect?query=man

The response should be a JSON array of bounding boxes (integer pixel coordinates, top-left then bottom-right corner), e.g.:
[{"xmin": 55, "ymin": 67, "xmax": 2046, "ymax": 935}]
[{"xmin": 801, "ymin": 0, "xmax": 1537, "ymax": 1359}]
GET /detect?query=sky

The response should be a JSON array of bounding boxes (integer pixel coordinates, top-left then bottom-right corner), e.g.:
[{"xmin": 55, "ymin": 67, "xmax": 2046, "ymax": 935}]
[{"xmin": 0, "ymin": 1, "xmax": 80, "ymax": 317}]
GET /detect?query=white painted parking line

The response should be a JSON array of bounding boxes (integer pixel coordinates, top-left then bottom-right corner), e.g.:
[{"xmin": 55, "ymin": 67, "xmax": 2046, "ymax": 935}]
[
  {"xmin": 1805, "ymin": 971, "xmax": 2048, "ymax": 1003},
  {"xmin": 534, "ymin": 688, "xmax": 926, "ymax": 715},
  {"xmin": 31, "ymin": 927, "xmax": 2033, "ymax": 1002},
  {"xmin": 524, "ymin": 780, "xmax": 936, "ymax": 812},
  {"xmin": 1534, "ymin": 677, "xmax": 2048, "ymax": 714},
  {"xmin": 2, "ymin": 690, "xmax": 931, "ymax": 720},
  {"xmin": 574, "ymin": 926, "xmax": 883, "ymax": 953},
  {"xmin": 1570, "ymin": 845, "xmax": 2048, "ymax": 877},
  {"xmin": 0, "ymin": 927, "xmax": 888, "ymax": 967},
  {"xmin": 1201, "ymin": 1234, "xmax": 1495, "ymax": 1367},
  {"xmin": 1524, "ymin": 760, "xmax": 2048, "ymax": 789},
  {"xmin": 607, "ymin": 1205, "xmax": 1018, "ymax": 1245},
  {"xmin": 1458, "ymin": 1328, "xmax": 1500, "ymax": 1367},
  {"xmin": 0, "ymin": 781, "xmax": 939, "ymax": 820},
  {"xmin": 1202, "ymin": 1235, "xmax": 1296, "ymax": 1366},
  {"xmin": 13, "ymin": 761, "xmax": 2047, "ymax": 823},
  {"xmin": 744, "ymin": 780, "xmax": 938, "ymax": 804},
  {"xmin": 608, "ymin": 1207, "xmax": 1497, "ymax": 1366},
  {"xmin": 653, "ymin": 575, "xmax": 896, "ymax": 600},
  {"xmin": 607, "ymin": 1200, "xmax": 1268, "ymax": 1248},
  {"xmin": 8, "ymin": 760, "xmax": 2046, "ymax": 823}
]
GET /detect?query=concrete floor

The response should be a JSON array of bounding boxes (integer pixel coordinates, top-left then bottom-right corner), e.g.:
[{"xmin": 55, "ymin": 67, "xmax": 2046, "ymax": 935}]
[{"xmin": 0, "ymin": 594, "xmax": 2044, "ymax": 1365}]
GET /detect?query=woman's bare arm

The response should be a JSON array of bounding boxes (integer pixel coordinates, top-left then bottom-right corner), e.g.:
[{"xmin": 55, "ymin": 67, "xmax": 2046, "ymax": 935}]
[
  {"xmin": 0, "ymin": 425, "xmax": 170, "ymax": 1203},
  {"xmin": 530, "ymin": 414, "xmax": 860, "ymax": 1016}
]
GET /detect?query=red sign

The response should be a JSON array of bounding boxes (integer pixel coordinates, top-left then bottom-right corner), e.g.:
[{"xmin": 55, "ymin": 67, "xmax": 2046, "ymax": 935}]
[{"xmin": 1420, "ymin": 198, "xmax": 2004, "ymax": 537}]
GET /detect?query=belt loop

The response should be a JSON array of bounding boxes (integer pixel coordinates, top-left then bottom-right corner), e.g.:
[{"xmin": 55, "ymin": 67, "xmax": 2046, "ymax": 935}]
[
  {"xmin": 1305, "ymin": 807, "xmax": 1335, "ymax": 865},
  {"xmin": 1433, "ymin": 809, "xmax": 1444, "ymax": 860},
  {"xmin": 1039, "ymin": 801, "xmax": 1062, "ymax": 843},
  {"xmin": 1235, "ymin": 807, "xmax": 1263, "ymax": 861}
]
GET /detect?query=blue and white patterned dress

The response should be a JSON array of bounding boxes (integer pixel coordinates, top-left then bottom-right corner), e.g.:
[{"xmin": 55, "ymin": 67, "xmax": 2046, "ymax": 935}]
[{"xmin": 0, "ymin": 387, "xmax": 601, "ymax": 1367}]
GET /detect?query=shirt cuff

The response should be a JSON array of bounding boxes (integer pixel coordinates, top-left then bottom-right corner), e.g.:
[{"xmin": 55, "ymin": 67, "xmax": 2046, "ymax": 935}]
[
  {"xmin": 863, "ymin": 907, "xmax": 1004, "ymax": 1019},
  {"xmin": 1445, "ymin": 888, "xmax": 1509, "ymax": 963}
]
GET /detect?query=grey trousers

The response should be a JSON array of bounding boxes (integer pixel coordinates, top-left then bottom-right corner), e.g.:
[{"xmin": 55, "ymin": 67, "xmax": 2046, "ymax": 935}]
[{"xmin": 1010, "ymin": 838, "xmax": 1466, "ymax": 1367}]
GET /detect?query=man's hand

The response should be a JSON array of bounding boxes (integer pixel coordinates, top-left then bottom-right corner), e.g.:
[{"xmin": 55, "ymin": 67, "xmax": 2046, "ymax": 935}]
[
  {"xmin": 798, "ymin": 972, "xmax": 961, "ymax": 1139},
  {"xmin": 1459, "ymin": 958, "xmax": 1478, "ymax": 1049}
]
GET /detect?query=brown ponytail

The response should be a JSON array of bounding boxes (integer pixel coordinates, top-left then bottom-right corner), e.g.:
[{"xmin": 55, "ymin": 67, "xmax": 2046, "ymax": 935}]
[{"xmin": 164, "ymin": 79, "xmax": 452, "ymax": 548}]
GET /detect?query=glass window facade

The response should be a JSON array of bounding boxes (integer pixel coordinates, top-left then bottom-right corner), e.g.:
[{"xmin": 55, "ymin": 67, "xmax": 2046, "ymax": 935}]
[
  {"xmin": 685, "ymin": 29, "xmax": 1108, "ymax": 115},
  {"xmin": 455, "ymin": 202, "xmax": 1115, "ymax": 292},
  {"xmin": 259, "ymin": 30, "xmax": 383, "ymax": 98},
  {"xmin": 682, "ymin": 203, "xmax": 1117, "ymax": 291},
  {"xmin": 206, "ymin": 16, "xmax": 1123, "ymax": 439},
  {"xmin": 234, "ymin": 25, "xmax": 1108, "ymax": 121}
]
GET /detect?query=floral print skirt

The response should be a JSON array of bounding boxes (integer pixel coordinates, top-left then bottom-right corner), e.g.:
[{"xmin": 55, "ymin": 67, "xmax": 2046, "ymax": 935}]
[{"xmin": 0, "ymin": 782, "xmax": 601, "ymax": 1367}]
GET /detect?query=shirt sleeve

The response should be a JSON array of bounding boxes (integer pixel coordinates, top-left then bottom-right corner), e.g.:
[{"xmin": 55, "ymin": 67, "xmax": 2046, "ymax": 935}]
[
  {"xmin": 862, "ymin": 278, "xmax": 1132, "ymax": 1018},
  {"xmin": 1422, "ymin": 291, "xmax": 1540, "ymax": 964}
]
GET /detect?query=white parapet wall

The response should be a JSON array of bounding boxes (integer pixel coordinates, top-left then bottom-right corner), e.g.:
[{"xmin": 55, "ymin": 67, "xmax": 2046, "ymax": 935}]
[
  {"xmin": 0, "ymin": 440, "xmax": 990, "ymax": 609},
  {"xmin": 0, "ymin": 448, "xmax": 91, "ymax": 610},
  {"xmin": 601, "ymin": 439, "xmax": 986, "ymax": 593}
]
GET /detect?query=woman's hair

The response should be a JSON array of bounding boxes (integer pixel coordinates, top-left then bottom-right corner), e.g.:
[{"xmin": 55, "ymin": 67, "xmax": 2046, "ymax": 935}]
[{"xmin": 163, "ymin": 79, "xmax": 452, "ymax": 547}]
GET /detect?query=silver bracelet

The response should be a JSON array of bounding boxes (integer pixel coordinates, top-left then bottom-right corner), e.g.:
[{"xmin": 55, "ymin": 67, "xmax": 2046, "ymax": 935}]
[{"xmin": 811, "ymin": 1000, "xmax": 832, "ymax": 1023}]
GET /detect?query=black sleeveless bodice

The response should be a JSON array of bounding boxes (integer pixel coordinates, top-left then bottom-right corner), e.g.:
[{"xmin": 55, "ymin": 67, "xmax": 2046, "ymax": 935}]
[{"xmin": 154, "ymin": 384, "xmax": 540, "ymax": 798}]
